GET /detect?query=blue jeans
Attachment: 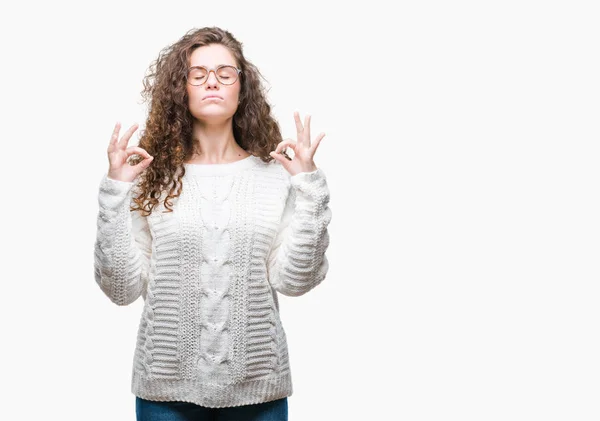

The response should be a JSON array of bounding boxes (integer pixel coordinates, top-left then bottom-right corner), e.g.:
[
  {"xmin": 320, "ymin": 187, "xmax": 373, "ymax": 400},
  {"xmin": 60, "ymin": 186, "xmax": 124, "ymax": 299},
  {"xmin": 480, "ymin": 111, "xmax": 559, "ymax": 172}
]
[{"xmin": 135, "ymin": 396, "xmax": 288, "ymax": 421}]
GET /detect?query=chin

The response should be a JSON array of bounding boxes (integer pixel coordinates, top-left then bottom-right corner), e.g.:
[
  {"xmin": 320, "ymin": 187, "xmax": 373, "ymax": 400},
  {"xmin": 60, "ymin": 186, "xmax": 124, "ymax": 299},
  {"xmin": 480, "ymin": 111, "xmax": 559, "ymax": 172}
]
[{"xmin": 194, "ymin": 110, "xmax": 236, "ymax": 124}]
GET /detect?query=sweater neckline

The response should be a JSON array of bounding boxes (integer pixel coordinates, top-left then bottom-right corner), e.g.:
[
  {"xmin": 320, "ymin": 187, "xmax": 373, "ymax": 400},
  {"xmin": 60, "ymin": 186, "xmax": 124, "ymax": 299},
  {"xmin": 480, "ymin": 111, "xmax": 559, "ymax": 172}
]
[{"xmin": 183, "ymin": 155, "xmax": 260, "ymax": 176}]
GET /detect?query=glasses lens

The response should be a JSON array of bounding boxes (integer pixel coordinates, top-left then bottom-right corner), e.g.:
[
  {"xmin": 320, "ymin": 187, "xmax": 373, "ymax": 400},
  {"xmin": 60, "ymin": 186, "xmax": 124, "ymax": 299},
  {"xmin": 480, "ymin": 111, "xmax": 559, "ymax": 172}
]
[
  {"xmin": 216, "ymin": 66, "xmax": 239, "ymax": 85},
  {"xmin": 188, "ymin": 68, "xmax": 208, "ymax": 85}
]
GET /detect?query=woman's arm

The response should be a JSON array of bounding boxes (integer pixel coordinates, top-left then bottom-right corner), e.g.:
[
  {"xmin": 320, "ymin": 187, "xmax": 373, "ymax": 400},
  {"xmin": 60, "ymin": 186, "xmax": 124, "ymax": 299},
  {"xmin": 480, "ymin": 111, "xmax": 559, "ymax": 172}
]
[
  {"xmin": 93, "ymin": 175, "xmax": 152, "ymax": 306},
  {"xmin": 267, "ymin": 168, "xmax": 332, "ymax": 297}
]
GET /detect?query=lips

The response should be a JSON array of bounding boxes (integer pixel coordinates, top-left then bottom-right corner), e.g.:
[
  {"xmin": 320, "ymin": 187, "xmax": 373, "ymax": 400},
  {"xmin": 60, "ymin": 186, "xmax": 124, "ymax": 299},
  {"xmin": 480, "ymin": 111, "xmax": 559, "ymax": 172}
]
[{"xmin": 203, "ymin": 95, "xmax": 223, "ymax": 100}]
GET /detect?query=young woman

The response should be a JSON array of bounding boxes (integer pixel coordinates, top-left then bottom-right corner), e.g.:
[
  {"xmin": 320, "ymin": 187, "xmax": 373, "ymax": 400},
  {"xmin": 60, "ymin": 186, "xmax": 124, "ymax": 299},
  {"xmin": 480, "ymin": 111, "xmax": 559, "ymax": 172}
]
[{"xmin": 93, "ymin": 26, "xmax": 332, "ymax": 420}]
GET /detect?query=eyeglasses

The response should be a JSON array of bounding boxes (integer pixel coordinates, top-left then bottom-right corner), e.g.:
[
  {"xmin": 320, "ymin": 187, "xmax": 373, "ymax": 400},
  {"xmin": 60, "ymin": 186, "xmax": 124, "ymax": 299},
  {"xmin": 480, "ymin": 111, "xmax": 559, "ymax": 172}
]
[{"xmin": 186, "ymin": 65, "xmax": 242, "ymax": 86}]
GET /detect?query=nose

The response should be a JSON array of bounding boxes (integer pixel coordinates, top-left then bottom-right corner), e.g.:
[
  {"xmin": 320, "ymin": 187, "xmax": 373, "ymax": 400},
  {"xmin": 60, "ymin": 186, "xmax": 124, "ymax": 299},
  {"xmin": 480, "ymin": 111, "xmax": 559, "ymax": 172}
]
[{"xmin": 205, "ymin": 70, "xmax": 219, "ymax": 88}]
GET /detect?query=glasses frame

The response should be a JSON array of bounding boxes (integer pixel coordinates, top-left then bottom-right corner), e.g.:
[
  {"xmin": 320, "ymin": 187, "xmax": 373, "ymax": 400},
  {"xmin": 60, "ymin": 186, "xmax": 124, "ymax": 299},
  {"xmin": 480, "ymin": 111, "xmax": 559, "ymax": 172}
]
[{"xmin": 186, "ymin": 65, "xmax": 242, "ymax": 86}]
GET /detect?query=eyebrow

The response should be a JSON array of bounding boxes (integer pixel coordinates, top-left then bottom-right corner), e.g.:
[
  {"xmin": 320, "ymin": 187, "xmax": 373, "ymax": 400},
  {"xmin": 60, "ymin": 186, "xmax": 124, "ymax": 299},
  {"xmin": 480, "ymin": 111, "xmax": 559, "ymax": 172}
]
[{"xmin": 189, "ymin": 63, "xmax": 237, "ymax": 68}]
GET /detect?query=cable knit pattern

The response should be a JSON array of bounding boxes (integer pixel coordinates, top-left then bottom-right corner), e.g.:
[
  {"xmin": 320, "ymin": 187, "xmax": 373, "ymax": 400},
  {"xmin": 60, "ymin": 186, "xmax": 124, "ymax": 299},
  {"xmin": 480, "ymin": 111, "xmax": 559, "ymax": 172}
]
[{"xmin": 93, "ymin": 155, "xmax": 332, "ymax": 408}]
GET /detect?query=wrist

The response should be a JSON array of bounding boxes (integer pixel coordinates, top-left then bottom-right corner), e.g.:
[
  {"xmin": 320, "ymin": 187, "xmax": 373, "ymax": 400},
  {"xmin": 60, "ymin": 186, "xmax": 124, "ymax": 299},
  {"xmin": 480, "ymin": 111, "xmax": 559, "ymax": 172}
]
[
  {"xmin": 107, "ymin": 172, "xmax": 134, "ymax": 184},
  {"xmin": 292, "ymin": 165, "xmax": 317, "ymax": 176},
  {"xmin": 107, "ymin": 171, "xmax": 134, "ymax": 183}
]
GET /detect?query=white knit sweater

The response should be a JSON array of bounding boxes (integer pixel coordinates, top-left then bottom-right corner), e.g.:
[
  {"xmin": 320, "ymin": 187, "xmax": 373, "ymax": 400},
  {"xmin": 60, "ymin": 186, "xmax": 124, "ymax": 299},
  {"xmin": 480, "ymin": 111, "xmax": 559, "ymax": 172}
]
[{"xmin": 93, "ymin": 154, "xmax": 331, "ymax": 408}]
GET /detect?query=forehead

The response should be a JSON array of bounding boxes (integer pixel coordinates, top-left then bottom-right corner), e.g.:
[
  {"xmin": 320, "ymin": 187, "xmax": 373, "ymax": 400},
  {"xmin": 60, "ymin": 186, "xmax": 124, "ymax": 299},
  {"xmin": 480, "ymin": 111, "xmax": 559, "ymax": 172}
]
[{"xmin": 189, "ymin": 44, "xmax": 237, "ymax": 67}]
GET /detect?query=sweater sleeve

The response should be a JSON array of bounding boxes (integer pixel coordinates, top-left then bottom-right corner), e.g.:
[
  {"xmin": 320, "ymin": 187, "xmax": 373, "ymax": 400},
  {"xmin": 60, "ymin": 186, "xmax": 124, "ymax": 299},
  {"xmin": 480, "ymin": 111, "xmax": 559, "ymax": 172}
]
[
  {"xmin": 93, "ymin": 174, "xmax": 152, "ymax": 306},
  {"xmin": 267, "ymin": 168, "xmax": 332, "ymax": 297}
]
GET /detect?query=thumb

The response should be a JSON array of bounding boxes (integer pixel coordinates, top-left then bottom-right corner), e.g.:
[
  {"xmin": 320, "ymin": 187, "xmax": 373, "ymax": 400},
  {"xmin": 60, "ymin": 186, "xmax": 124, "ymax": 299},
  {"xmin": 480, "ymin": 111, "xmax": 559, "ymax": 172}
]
[
  {"xmin": 135, "ymin": 156, "xmax": 154, "ymax": 172},
  {"xmin": 269, "ymin": 151, "xmax": 291, "ymax": 171},
  {"xmin": 270, "ymin": 151, "xmax": 288, "ymax": 167}
]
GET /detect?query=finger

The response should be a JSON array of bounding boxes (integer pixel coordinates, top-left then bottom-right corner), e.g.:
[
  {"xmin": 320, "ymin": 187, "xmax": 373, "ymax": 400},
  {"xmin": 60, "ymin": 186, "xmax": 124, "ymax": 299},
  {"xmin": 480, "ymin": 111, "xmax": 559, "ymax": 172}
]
[
  {"xmin": 109, "ymin": 122, "xmax": 121, "ymax": 148},
  {"xmin": 125, "ymin": 146, "xmax": 152, "ymax": 160},
  {"xmin": 310, "ymin": 132, "xmax": 325, "ymax": 155},
  {"xmin": 274, "ymin": 139, "xmax": 297, "ymax": 154},
  {"xmin": 275, "ymin": 139, "xmax": 296, "ymax": 153},
  {"xmin": 118, "ymin": 123, "xmax": 139, "ymax": 150},
  {"xmin": 303, "ymin": 114, "xmax": 311, "ymax": 147},
  {"xmin": 294, "ymin": 111, "xmax": 303, "ymax": 137}
]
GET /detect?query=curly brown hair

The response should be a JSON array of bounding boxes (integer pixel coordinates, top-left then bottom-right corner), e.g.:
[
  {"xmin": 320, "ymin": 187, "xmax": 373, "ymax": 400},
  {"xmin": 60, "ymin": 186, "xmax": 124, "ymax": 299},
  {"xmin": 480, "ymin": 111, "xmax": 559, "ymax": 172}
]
[{"xmin": 128, "ymin": 26, "xmax": 287, "ymax": 216}]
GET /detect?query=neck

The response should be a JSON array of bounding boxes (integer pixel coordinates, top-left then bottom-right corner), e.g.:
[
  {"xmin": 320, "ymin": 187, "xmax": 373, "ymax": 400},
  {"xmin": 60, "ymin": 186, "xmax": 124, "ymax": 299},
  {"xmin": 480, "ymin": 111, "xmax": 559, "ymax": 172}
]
[{"xmin": 190, "ymin": 119, "xmax": 248, "ymax": 164}]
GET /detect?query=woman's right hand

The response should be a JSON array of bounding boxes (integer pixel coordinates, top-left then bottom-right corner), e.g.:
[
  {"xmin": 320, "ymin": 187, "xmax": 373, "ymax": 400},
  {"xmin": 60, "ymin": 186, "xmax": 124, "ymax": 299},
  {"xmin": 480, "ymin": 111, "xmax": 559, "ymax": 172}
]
[{"xmin": 107, "ymin": 122, "xmax": 153, "ymax": 183}]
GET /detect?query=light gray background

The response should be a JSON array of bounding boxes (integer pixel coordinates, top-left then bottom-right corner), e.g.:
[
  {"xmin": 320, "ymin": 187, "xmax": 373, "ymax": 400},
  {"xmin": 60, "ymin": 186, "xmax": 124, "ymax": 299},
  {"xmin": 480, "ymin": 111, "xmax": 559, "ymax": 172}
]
[{"xmin": 1, "ymin": 1, "xmax": 598, "ymax": 420}]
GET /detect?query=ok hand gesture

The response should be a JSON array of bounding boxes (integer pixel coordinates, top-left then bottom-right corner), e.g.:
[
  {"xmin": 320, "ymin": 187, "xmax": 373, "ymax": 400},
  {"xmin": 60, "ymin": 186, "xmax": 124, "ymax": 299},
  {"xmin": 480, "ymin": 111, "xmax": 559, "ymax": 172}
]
[
  {"xmin": 107, "ymin": 122, "xmax": 154, "ymax": 183},
  {"xmin": 270, "ymin": 112, "xmax": 325, "ymax": 176}
]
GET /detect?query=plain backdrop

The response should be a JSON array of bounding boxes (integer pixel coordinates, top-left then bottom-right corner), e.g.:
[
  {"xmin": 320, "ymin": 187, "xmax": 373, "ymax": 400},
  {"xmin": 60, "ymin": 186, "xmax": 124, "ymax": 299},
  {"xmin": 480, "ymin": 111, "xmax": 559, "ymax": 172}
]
[{"xmin": 1, "ymin": 0, "xmax": 599, "ymax": 420}]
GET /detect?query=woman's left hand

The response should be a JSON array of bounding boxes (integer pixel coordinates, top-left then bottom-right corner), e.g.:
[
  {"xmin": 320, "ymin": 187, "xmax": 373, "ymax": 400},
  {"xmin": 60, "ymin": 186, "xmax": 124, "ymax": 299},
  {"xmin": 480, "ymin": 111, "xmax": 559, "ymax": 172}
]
[{"xmin": 270, "ymin": 111, "xmax": 325, "ymax": 176}]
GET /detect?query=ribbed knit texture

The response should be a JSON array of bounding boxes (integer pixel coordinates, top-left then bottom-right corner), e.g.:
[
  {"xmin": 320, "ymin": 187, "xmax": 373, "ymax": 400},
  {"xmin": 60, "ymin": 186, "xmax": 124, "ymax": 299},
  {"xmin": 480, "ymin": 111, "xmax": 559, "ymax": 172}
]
[{"xmin": 93, "ymin": 155, "xmax": 331, "ymax": 408}]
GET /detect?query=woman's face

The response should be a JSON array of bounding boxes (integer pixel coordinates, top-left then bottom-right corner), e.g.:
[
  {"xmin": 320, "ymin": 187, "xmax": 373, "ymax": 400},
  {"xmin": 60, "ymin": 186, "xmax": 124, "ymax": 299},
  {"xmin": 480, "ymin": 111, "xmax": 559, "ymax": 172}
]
[{"xmin": 186, "ymin": 44, "xmax": 241, "ymax": 124}]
